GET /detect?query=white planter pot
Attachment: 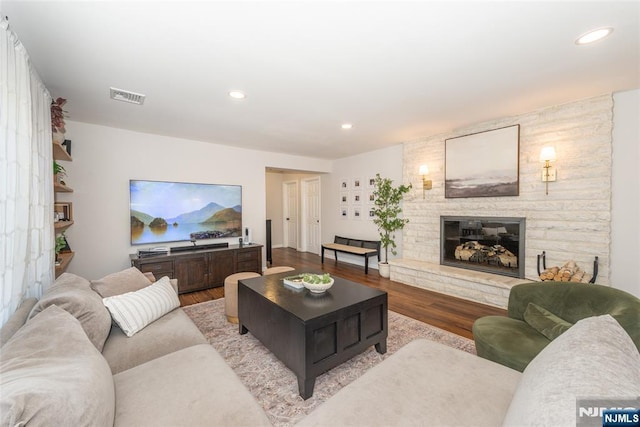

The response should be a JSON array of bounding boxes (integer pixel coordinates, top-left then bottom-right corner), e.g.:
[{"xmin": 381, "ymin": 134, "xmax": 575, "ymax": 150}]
[
  {"xmin": 378, "ymin": 262, "xmax": 390, "ymax": 278},
  {"xmin": 52, "ymin": 130, "xmax": 65, "ymax": 144}
]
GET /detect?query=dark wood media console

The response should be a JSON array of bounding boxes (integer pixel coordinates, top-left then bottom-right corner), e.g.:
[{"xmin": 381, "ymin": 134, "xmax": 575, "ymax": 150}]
[{"xmin": 130, "ymin": 244, "xmax": 262, "ymax": 294}]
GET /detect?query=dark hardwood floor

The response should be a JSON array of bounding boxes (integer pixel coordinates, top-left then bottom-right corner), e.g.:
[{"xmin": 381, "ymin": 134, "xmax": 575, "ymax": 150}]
[{"xmin": 179, "ymin": 247, "xmax": 507, "ymax": 339}]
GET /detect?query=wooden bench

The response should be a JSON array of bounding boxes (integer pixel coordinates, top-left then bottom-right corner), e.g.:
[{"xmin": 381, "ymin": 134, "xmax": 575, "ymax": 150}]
[{"xmin": 321, "ymin": 236, "xmax": 381, "ymax": 274}]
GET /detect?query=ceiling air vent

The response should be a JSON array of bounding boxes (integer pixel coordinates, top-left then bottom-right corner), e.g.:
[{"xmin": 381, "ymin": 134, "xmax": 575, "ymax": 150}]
[{"xmin": 109, "ymin": 87, "xmax": 145, "ymax": 105}]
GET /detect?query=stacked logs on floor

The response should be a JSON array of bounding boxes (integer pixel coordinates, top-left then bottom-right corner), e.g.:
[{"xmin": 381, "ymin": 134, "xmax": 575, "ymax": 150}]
[{"xmin": 539, "ymin": 260, "xmax": 592, "ymax": 283}]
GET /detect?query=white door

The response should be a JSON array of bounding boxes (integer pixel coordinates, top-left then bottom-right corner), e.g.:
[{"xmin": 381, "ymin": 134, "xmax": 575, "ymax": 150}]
[
  {"xmin": 302, "ymin": 177, "xmax": 321, "ymax": 255},
  {"xmin": 283, "ymin": 180, "xmax": 298, "ymax": 249}
]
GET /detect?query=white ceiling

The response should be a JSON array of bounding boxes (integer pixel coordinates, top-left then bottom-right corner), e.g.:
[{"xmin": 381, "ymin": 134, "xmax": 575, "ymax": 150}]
[{"xmin": 3, "ymin": 1, "xmax": 639, "ymax": 160}]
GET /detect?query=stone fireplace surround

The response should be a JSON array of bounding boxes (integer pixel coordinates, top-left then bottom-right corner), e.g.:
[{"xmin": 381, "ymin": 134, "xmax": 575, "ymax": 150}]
[{"xmin": 391, "ymin": 95, "xmax": 613, "ymax": 309}]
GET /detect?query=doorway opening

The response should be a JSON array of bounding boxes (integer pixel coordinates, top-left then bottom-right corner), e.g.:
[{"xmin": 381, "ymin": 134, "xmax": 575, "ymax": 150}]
[{"xmin": 265, "ymin": 168, "xmax": 324, "ymax": 256}]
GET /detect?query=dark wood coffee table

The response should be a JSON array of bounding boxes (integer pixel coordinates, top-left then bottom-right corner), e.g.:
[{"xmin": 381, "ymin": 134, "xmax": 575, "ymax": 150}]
[{"xmin": 238, "ymin": 271, "xmax": 388, "ymax": 399}]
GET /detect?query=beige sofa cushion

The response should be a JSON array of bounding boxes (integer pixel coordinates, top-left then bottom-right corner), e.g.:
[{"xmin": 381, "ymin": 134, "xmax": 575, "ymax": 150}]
[
  {"xmin": 103, "ymin": 276, "xmax": 180, "ymax": 337},
  {"xmin": 299, "ymin": 338, "xmax": 521, "ymax": 427},
  {"xmin": 29, "ymin": 272, "xmax": 112, "ymax": 351},
  {"xmin": 113, "ymin": 344, "xmax": 271, "ymax": 426},
  {"xmin": 102, "ymin": 307, "xmax": 207, "ymax": 374},
  {"xmin": 91, "ymin": 267, "xmax": 179, "ymax": 296},
  {"xmin": 0, "ymin": 297, "xmax": 38, "ymax": 347},
  {"xmin": 91, "ymin": 266, "xmax": 154, "ymax": 297},
  {"xmin": 503, "ymin": 314, "xmax": 640, "ymax": 427},
  {"xmin": 0, "ymin": 305, "xmax": 115, "ymax": 427}
]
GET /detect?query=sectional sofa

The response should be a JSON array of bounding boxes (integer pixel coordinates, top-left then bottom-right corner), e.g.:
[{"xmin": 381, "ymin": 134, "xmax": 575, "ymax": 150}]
[
  {"xmin": 0, "ymin": 268, "xmax": 271, "ymax": 426},
  {"xmin": 2, "ymin": 268, "xmax": 639, "ymax": 426},
  {"xmin": 301, "ymin": 314, "xmax": 640, "ymax": 426}
]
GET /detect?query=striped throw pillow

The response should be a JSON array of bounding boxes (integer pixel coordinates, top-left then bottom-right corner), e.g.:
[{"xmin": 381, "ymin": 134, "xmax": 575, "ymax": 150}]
[{"xmin": 102, "ymin": 276, "xmax": 180, "ymax": 337}]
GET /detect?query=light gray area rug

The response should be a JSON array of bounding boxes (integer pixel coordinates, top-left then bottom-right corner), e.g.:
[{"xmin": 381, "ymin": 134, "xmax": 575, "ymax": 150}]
[{"xmin": 184, "ymin": 298, "xmax": 476, "ymax": 426}]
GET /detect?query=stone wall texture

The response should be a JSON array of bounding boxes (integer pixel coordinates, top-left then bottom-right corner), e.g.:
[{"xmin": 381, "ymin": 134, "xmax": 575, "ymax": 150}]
[{"xmin": 394, "ymin": 94, "xmax": 613, "ymax": 306}]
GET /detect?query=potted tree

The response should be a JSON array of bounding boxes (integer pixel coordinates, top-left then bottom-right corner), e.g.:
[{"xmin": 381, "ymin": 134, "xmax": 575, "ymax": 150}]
[{"xmin": 371, "ymin": 173, "xmax": 412, "ymax": 278}]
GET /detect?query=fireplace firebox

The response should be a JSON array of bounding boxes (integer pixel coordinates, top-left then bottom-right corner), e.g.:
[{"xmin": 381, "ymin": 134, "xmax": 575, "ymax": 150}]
[{"xmin": 440, "ymin": 216, "xmax": 525, "ymax": 278}]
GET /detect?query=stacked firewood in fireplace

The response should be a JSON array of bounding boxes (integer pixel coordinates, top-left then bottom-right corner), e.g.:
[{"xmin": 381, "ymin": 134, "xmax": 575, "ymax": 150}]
[{"xmin": 539, "ymin": 260, "xmax": 592, "ymax": 283}]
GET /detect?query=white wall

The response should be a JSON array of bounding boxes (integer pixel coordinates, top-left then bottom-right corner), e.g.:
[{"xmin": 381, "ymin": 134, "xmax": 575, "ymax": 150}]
[
  {"xmin": 611, "ymin": 89, "xmax": 640, "ymax": 297},
  {"xmin": 396, "ymin": 92, "xmax": 640, "ymax": 299},
  {"xmin": 58, "ymin": 121, "xmax": 331, "ymax": 279},
  {"xmin": 58, "ymin": 91, "xmax": 639, "ymax": 300},
  {"xmin": 265, "ymin": 172, "xmax": 284, "ymax": 248},
  {"xmin": 402, "ymin": 95, "xmax": 613, "ymax": 285},
  {"xmin": 321, "ymin": 145, "xmax": 404, "ymax": 269}
]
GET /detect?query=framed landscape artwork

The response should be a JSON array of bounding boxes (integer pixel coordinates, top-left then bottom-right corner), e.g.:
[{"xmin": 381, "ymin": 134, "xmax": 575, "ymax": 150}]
[{"xmin": 445, "ymin": 124, "xmax": 520, "ymax": 198}]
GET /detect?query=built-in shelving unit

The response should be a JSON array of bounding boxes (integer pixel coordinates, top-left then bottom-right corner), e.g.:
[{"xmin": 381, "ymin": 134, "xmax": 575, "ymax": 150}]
[
  {"xmin": 54, "ymin": 252, "xmax": 75, "ymax": 278},
  {"xmin": 53, "ymin": 140, "xmax": 74, "ymax": 278},
  {"xmin": 53, "ymin": 182, "xmax": 73, "ymax": 193},
  {"xmin": 54, "ymin": 220, "xmax": 74, "ymax": 232},
  {"xmin": 52, "ymin": 141, "xmax": 72, "ymax": 161}
]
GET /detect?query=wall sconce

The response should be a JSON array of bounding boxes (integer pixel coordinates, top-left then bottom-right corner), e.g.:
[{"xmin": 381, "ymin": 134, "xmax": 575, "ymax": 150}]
[
  {"xmin": 539, "ymin": 146, "xmax": 557, "ymax": 195},
  {"xmin": 419, "ymin": 164, "xmax": 432, "ymax": 198}
]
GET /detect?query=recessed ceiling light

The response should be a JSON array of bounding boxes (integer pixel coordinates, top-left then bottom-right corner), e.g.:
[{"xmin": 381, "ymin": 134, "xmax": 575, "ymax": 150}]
[
  {"xmin": 341, "ymin": 123, "xmax": 353, "ymax": 129},
  {"xmin": 575, "ymin": 27, "xmax": 613, "ymax": 45},
  {"xmin": 229, "ymin": 90, "xmax": 246, "ymax": 99}
]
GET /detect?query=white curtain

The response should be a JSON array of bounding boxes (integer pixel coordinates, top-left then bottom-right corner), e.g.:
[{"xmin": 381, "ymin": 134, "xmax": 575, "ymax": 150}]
[{"xmin": 0, "ymin": 17, "xmax": 54, "ymax": 327}]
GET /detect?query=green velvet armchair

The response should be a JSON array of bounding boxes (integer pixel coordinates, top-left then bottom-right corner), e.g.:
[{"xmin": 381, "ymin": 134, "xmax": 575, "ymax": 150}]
[{"xmin": 472, "ymin": 281, "xmax": 640, "ymax": 372}]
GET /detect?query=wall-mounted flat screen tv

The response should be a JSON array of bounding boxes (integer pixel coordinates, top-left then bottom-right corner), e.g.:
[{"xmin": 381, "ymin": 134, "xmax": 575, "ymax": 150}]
[{"xmin": 130, "ymin": 179, "xmax": 242, "ymax": 245}]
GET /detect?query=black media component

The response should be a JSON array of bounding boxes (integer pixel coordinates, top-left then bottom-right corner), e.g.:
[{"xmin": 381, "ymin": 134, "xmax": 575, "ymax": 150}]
[{"xmin": 170, "ymin": 242, "xmax": 229, "ymax": 253}]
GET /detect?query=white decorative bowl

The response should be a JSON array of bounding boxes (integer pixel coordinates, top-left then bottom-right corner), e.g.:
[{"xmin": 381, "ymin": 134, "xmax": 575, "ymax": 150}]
[{"xmin": 302, "ymin": 277, "xmax": 335, "ymax": 294}]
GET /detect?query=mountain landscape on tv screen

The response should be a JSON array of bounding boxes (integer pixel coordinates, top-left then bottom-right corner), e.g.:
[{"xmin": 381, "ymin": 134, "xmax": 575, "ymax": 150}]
[{"xmin": 130, "ymin": 201, "xmax": 242, "ymax": 244}]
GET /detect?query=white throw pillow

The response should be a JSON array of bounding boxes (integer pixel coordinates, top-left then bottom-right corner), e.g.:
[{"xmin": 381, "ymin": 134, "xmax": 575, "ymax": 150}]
[
  {"xmin": 502, "ymin": 315, "xmax": 640, "ymax": 427},
  {"xmin": 102, "ymin": 276, "xmax": 180, "ymax": 337}
]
